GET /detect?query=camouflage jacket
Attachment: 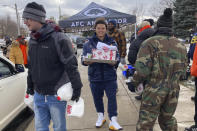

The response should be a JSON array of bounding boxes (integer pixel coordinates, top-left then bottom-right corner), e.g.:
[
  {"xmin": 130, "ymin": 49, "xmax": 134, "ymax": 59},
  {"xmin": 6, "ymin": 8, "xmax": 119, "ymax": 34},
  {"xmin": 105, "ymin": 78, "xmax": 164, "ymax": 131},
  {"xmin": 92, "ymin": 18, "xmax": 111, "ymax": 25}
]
[
  {"xmin": 133, "ymin": 28, "xmax": 187, "ymax": 88},
  {"xmin": 108, "ymin": 29, "xmax": 127, "ymax": 57}
]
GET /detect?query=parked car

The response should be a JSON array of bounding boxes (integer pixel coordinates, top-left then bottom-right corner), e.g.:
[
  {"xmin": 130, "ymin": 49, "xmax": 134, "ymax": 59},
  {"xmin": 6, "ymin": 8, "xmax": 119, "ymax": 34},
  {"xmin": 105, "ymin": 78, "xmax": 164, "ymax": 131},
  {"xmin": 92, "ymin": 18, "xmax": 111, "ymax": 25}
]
[
  {"xmin": 69, "ymin": 37, "xmax": 77, "ymax": 55},
  {"xmin": 0, "ymin": 55, "xmax": 27, "ymax": 130},
  {"xmin": 76, "ymin": 37, "xmax": 86, "ymax": 48},
  {"xmin": 72, "ymin": 42, "xmax": 77, "ymax": 55},
  {"xmin": 0, "ymin": 39, "xmax": 5, "ymax": 46}
]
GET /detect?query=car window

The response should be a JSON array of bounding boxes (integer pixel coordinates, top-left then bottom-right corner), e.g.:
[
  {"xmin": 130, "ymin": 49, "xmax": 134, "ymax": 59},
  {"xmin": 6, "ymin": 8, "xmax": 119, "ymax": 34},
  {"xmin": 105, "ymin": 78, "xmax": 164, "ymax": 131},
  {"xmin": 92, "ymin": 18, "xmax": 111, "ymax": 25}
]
[
  {"xmin": 76, "ymin": 38, "xmax": 85, "ymax": 43},
  {"xmin": 0, "ymin": 61, "xmax": 12, "ymax": 79}
]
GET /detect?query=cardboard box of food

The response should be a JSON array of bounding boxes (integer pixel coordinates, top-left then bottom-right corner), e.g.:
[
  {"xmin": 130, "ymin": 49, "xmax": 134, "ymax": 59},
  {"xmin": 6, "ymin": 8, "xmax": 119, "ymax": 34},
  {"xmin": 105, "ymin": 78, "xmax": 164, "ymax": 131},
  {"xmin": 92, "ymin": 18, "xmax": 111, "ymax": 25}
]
[
  {"xmin": 84, "ymin": 58, "xmax": 117, "ymax": 64},
  {"xmin": 84, "ymin": 49, "xmax": 117, "ymax": 64}
]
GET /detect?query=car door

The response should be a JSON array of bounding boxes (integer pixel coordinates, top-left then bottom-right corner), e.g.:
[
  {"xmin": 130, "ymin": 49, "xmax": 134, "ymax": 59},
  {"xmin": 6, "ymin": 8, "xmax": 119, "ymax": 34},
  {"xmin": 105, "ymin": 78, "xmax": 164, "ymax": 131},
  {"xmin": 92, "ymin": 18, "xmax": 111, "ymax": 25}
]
[{"xmin": 0, "ymin": 57, "xmax": 27, "ymax": 129}]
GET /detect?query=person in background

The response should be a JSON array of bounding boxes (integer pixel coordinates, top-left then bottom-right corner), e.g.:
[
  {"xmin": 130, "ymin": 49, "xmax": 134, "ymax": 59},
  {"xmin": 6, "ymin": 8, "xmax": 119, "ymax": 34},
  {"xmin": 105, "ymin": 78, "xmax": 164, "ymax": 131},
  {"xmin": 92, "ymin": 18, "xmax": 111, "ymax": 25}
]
[
  {"xmin": 1, "ymin": 36, "xmax": 12, "ymax": 57},
  {"xmin": 108, "ymin": 20, "xmax": 127, "ymax": 64},
  {"xmin": 128, "ymin": 20, "xmax": 155, "ymax": 100},
  {"xmin": 129, "ymin": 19, "xmax": 154, "ymax": 44},
  {"xmin": 9, "ymin": 35, "xmax": 28, "ymax": 68},
  {"xmin": 144, "ymin": 19, "xmax": 155, "ymax": 28},
  {"xmin": 128, "ymin": 20, "xmax": 155, "ymax": 66},
  {"xmin": 82, "ymin": 18, "xmax": 122, "ymax": 130},
  {"xmin": 185, "ymin": 11, "xmax": 197, "ymax": 131},
  {"xmin": 5, "ymin": 36, "xmax": 12, "ymax": 46},
  {"xmin": 22, "ymin": 2, "xmax": 82, "ymax": 131},
  {"xmin": 133, "ymin": 8, "xmax": 187, "ymax": 131}
]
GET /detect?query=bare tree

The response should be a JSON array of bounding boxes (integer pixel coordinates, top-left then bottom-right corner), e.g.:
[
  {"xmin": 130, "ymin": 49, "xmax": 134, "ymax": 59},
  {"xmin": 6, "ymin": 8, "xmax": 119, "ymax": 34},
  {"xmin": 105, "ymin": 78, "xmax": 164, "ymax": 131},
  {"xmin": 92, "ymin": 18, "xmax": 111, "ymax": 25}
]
[
  {"xmin": 0, "ymin": 17, "xmax": 6, "ymax": 38},
  {"xmin": 0, "ymin": 15, "xmax": 18, "ymax": 38},
  {"xmin": 130, "ymin": 3, "xmax": 145, "ymax": 24},
  {"xmin": 61, "ymin": 14, "xmax": 70, "ymax": 20},
  {"xmin": 149, "ymin": 0, "xmax": 175, "ymax": 19}
]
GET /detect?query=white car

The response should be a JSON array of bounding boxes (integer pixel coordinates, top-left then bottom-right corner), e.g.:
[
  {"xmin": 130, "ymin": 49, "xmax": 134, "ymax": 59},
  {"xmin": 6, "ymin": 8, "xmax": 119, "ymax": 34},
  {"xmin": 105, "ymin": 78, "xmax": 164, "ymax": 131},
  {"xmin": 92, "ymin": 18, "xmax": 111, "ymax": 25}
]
[
  {"xmin": 0, "ymin": 55, "xmax": 27, "ymax": 130},
  {"xmin": 0, "ymin": 39, "xmax": 5, "ymax": 46}
]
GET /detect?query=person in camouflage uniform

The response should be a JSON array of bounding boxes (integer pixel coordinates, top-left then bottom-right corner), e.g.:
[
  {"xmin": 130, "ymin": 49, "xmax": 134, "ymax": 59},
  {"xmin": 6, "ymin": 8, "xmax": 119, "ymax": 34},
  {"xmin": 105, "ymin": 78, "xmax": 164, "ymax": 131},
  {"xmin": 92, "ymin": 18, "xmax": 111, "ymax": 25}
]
[{"xmin": 133, "ymin": 8, "xmax": 187, "ymax": 131}]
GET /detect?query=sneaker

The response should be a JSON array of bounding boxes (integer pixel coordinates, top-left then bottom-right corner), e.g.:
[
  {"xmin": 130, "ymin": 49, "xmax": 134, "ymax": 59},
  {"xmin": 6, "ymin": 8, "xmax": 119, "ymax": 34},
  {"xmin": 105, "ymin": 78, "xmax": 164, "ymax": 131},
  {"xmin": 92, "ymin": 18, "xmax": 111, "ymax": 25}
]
[
  {"xmin": 96, "ymin": 113, "xmax": 106, "ymax": 128},
  {"xmin": 135, "ymin": 95, "xmax": 142, "ymax": 101},
  {"xmin": 109, "ymin": 116, "xmax": 123, "ymax": 130},
  {"xmin": 185, "ymin": 125, "xmax": 197, "ymax": 131}
]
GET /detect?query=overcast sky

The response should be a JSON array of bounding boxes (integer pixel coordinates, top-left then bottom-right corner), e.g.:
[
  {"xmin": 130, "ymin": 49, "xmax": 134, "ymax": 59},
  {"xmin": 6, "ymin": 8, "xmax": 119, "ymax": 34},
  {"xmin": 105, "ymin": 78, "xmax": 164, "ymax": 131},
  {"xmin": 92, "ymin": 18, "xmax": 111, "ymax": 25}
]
[{"xmin": 0, "ymin": 0, "xmax": 159, "ymax": 23}]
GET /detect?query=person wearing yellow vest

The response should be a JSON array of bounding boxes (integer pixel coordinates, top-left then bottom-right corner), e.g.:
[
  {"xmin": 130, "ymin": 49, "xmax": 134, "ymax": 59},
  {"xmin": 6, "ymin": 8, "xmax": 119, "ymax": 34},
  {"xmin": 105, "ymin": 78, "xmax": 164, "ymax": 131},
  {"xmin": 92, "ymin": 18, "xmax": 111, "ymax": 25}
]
[{"xmin": 9, "ymin": 35, "xmax": 28, "ymax": 68}]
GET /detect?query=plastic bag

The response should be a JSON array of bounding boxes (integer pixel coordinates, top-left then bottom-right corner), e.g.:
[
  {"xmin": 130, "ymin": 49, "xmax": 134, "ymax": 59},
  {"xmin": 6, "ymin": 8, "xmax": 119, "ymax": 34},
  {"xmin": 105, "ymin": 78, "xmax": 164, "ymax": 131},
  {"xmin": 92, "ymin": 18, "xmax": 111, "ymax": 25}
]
[
  {"xmin": 135, "ymin": 83, "xmax": 144, "ymax": 95},
  {"xmin": 24, "ymin": 94, "xmax": 34, "ymax": 110},
  {"xmin": 66, "ymin": 97, "xmax": 84, "ymax": 118},
  {"xmin": 57, "ymin": 82, "xmax": 73, "ymax": 101},
  {"xmin": 120, "ymin": 64, "xmax": 135, "ymax": 78}
]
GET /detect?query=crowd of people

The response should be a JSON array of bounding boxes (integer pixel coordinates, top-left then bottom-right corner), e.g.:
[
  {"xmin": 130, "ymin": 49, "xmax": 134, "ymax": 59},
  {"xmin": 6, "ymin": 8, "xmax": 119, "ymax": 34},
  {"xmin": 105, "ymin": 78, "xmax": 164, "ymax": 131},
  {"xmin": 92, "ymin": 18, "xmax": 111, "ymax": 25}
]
[
  {"xmin": 1, "ymin": 1, "xmax": 197, "ymax": 131},
  {"xmin": 1, "ymin": 35, "xmax": 28, "ymax": 68}
]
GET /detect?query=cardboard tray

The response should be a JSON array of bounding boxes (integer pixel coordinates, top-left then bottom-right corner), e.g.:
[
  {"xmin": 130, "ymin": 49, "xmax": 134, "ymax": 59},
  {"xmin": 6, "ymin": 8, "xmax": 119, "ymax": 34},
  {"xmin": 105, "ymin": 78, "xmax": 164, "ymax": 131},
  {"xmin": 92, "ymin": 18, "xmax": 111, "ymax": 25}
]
[{"xmin": 84, "ymin": 58, "xmax": 117, "ymax": 64}]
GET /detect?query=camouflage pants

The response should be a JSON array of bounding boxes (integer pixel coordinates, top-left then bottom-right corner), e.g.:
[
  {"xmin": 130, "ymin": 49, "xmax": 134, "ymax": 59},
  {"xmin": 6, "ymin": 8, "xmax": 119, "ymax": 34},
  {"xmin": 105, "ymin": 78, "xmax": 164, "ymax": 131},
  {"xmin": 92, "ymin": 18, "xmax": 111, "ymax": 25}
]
[{"xmin": 136, "ymin": 85, "xmax": 180, "ymax": 131}]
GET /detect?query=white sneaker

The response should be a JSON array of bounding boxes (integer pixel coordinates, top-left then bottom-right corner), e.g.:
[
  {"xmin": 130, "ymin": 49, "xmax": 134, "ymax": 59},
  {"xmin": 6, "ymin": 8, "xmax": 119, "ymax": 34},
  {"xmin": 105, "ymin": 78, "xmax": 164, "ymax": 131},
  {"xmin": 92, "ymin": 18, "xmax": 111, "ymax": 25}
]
[
  {"xmin": 109, "ymin": 116, "xmax": 123, "ymax": 130},
  {"xmin": 96, "ymin": 112, "xmax": 106, "ymax": 128}
]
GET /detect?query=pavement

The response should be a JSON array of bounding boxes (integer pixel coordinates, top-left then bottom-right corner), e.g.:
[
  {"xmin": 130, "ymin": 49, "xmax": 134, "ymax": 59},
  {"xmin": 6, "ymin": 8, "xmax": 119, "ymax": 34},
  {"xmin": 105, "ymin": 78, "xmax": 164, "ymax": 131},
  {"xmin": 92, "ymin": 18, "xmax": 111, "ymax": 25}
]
[{"xmin": 25, "ymin": 52, "xmax": 196, "ymax": 131}]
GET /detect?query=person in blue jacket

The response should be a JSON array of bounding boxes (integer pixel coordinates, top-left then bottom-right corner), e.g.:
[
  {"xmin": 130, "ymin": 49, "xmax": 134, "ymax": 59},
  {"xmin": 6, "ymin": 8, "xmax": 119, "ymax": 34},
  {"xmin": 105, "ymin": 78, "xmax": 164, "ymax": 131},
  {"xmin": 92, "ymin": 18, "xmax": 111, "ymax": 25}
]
[
  {"xmin": 188, "ymin": 32, "xmax": 197, "ymax": 61},
  {"xmin": 81, "ymin": 18, "xmax": 122, "ymax": 130}
]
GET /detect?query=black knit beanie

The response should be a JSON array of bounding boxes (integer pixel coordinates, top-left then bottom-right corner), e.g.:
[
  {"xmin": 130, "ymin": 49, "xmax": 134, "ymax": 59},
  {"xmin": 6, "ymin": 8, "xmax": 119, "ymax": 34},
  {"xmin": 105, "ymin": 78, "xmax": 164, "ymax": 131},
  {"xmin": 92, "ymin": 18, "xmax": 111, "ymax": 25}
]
[
  {"xmin": 108, "ymin": 20, "xmax": 117, "ymax": 27},
  {"xmin": 22, "ymin": 2, "xmax": 46, "ymax": 23},
  {"xmin": 157, "ymin": 8, "xmax": 173, "ymax": 28}
]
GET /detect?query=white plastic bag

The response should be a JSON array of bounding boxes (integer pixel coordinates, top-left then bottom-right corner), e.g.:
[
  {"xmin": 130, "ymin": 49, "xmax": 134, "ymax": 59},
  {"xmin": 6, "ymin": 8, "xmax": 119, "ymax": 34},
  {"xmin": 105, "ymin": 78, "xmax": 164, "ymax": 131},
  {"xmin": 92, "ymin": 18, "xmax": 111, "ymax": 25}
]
[
  {"xmin": 135, "ymin": 83, "xmax": 144, "ymax": 95},
  {"xmin": 66, "ymin": 97, "xmax": 84, "ymax": 118},
  {"xmin": 24, "ymin": 94, "xmax": 34, "ymax": 110},
  {"xmin": 57, "ymin": 82, "xmax": 73, "ymax": 101},
  {"xmin": 96, "ymin": 42, "xmax": 118, "ymax": 51}
]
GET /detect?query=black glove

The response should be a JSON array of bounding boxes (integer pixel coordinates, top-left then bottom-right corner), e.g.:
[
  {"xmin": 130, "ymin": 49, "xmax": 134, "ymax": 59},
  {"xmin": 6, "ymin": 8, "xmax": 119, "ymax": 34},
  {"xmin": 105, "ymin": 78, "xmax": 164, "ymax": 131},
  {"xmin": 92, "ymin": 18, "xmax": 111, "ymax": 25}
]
[
  {"xmin": 71, "ymin": 88, "xmax": 81, "ymax": 102},
  {"xmin": 126, "ymin": 82, "xmax": 135, "ymax": 92},
  {"xmin": 15, "ymin": 64, "xmax": 25, "ymax": 72},
  {"xmin": 26, "ymin": 88, "xmax": 34, "ymax": 95},
  {"xmin": 24, "ymin": 64, "xmax": 28, "ymax": 68}
]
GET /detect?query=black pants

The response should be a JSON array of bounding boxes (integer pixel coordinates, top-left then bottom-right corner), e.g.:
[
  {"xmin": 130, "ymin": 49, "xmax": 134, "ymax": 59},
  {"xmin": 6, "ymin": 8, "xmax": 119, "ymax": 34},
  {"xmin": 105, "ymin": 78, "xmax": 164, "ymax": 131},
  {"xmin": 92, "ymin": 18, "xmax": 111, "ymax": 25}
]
[{"xmin": 194, "ymin": 77, "xmax": 197, "ymax": 125}]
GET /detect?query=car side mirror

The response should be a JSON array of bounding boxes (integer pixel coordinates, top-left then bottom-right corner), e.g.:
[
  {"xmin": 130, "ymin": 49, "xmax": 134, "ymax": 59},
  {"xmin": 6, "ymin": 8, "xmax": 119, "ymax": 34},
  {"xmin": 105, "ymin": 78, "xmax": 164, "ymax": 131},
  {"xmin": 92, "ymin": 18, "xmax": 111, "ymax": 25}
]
[{"xmin": 15, "ymin": 64, "xmax": 25, "ymax": 72}]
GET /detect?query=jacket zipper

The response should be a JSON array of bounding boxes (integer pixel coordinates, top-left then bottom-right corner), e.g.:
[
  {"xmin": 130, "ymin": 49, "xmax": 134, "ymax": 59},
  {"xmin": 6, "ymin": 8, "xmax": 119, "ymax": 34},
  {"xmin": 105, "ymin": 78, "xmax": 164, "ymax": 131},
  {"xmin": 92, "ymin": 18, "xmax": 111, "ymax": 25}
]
[{"xmin": 37, "ymin": 45, "xmax": 41, "ymax": 80}]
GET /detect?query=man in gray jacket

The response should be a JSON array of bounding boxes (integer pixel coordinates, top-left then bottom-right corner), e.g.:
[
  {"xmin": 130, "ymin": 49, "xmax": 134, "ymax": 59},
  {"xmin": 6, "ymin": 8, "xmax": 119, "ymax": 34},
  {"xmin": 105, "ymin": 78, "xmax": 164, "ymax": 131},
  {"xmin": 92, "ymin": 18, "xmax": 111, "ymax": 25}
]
[{"xmin": 23, "ymin": 2, "xmax": 82, "ymax": 131}]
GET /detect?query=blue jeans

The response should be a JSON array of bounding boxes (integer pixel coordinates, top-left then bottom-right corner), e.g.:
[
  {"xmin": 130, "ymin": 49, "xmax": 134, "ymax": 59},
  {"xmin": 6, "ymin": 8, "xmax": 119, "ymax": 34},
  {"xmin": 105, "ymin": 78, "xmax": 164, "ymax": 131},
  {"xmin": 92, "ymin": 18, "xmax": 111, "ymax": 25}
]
[
  {"xmin": 90, "ymin": 80, "xmax": 118, "ymax": 119},
  {"xmin": 34, "ymin": 92, "xmax": 67, "ymax": 131}
]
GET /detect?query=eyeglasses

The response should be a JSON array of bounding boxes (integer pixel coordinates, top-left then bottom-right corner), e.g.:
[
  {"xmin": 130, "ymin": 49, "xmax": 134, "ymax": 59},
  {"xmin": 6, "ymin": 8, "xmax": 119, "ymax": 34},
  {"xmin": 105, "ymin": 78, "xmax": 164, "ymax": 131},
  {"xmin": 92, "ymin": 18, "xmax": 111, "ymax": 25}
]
[{"xmin": 23, "ymin": 18, "xmax": 30, "ymax": 22}]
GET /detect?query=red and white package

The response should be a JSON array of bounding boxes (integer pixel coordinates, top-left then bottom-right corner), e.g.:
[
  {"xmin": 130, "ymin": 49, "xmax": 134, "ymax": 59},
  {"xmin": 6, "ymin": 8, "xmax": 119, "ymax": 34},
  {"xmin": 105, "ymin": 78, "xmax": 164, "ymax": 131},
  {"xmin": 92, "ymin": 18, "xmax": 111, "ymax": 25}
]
[
  {"xmin": 66, "ymin": 98, "xmax": 84, "ymax": 118},
  {"xmin": 92, "ymin": 49, "xmax": 116, "ymax": 61}
]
